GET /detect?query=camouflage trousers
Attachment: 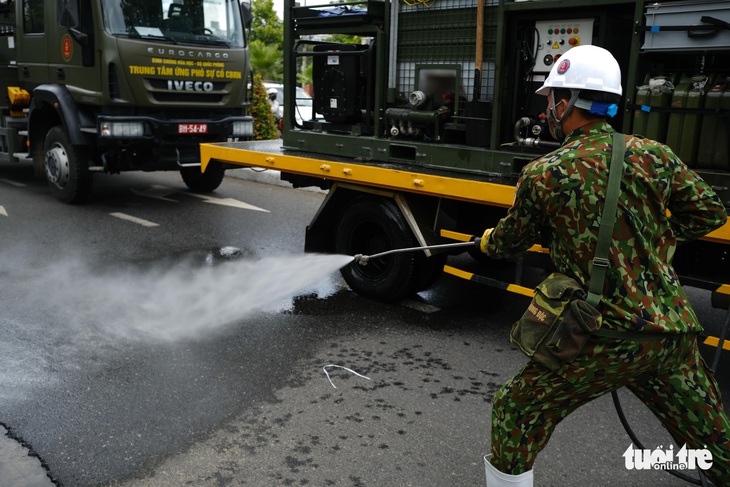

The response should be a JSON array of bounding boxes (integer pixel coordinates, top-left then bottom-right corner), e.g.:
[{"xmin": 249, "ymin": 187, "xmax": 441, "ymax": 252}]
[{"xmin": 490, "ymin": 333, "xmax": 730, "ymax": 485}]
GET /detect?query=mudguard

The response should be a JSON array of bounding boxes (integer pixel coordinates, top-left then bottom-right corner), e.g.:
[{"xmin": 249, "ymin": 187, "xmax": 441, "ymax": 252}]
[{"xmin": 29, "ymin": 84, "xmax": 95, "ymax": 147}]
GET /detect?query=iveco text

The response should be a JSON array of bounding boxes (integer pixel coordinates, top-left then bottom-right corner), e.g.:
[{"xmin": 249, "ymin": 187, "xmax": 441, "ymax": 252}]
[{"xmin": 168, "ymin": 80, "xmax": 215, "ymax": 92}]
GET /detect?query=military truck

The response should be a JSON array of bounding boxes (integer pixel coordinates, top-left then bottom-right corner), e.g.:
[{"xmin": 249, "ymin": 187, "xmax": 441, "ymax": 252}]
[
  {"xmin": 200, "ymin": 0, "xmax": 730, "ymax": 325},
  {"xmin": 0, "ymin": 0, "xmax": 253, "ymax": 203}
]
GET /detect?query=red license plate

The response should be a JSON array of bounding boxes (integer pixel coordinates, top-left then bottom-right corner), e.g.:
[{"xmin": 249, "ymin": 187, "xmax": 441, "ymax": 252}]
[{"xmin": 178, "ymin": 123, "xmax": 208, "ymax": 134}]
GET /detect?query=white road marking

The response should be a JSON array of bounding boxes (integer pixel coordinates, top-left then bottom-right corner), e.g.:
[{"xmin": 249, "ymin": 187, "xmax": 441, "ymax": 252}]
[
  {"xmin": 130, "ymin": 185, "xmax": 179, "ymax": 202},
  {"xmin": 0, "ymin": 178, "xmax": 26, "ymax": 187},
  {"xmin": 132, "ymin": 185, "xmax": 270, "ymax": 212},
  {"xmin": 186, "ymin": 193, "xmax": 270, "ymax": 212},
  {"xmin": 109, "ymin": 212, "xmax": 159, "ymax": 227},
  {"xmin": 0, "ymin": 206, "xmax": 7, "ymax": 217}
]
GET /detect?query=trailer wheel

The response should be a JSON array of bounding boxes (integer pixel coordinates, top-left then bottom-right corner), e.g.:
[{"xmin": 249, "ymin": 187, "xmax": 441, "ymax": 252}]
[
  {"xmin": 44, "ymin": 126, "xmax": 93, "ymax": 204},
  {"xmin": 181, "ymin": 163, "xmax": 225, "ymax": 193},
  {"xmin": 336, "ymin": 197, "xmax": 418, "ymax": 301}
]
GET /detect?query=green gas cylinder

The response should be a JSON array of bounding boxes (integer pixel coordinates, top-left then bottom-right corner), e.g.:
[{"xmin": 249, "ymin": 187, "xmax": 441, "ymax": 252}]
[
  {"xmin": 633, "ymin": 81, "xmax": 650, "ymax": 137},
  {"xmin": 645, "ymin": 75, "xmax": 675, "ymax": 142},
  {"xmin": 667, "ymin": 75, "xmax": 708, "ymax": 167},
  {"xmin": 698, "ymin": 77, "xmax": 730, "ymax": 170},
  {"xmin": 665, "ymin": 75, "xmax": 691, "ymax": 154}
]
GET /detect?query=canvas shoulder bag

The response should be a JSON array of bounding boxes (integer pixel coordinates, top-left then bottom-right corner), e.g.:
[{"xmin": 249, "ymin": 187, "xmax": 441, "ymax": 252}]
[{"xmin": 509, "ymin": 132, "xmax": 625, "ymax": 371}]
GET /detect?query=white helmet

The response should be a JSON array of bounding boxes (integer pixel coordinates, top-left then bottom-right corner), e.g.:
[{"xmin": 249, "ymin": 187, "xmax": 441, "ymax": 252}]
[{"xmin": 536, "ymin": 45, "xmax": 622, "ymax": 96}]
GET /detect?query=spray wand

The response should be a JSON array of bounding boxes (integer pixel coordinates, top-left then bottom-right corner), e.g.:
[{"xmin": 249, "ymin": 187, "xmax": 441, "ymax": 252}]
[{"xmin": 354, "ymin": 239, "xmax": 480, "ymax": 266}]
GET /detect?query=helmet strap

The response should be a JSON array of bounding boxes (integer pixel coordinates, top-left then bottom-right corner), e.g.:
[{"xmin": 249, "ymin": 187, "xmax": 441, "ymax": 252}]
[{"xmin": 547, "ymin": 89, "xmax": 580, "ymax": 141}]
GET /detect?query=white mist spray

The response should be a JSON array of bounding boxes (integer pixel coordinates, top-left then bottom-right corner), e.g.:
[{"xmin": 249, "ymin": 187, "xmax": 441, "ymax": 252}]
[{"xmin": 36, "ymin": 252, "xmax": 354, "ymax": 342}]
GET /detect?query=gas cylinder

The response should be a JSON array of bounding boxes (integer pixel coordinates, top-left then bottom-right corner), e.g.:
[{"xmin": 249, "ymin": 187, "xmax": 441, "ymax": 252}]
[
  {"xmin": 645, "ymin": 75, "xmax": 675, "ymax": 142},
  {"xmin": 633, "ymin": 80, "xmax": 650, "ymax": 137},
  {"xmin": 698, "ymin": 77, "xmax": 730, "ymax": 170},
  {"xmin": 667, "ymin": 75, "xmax": 708, "ymax": 166},
  {"xmin": 665, "ymin": 75, "xmax": 691, "ymax": 154}
]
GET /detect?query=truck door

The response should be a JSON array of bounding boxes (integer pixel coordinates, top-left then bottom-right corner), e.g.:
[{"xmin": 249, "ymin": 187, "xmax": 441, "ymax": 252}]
[
  {"xmin": 50, "ymin": 0, "xmax": 99, "ymax": 97},
  {"xmin": 16, "ymin": 0, "xmax": 51, "ymax": 84}
]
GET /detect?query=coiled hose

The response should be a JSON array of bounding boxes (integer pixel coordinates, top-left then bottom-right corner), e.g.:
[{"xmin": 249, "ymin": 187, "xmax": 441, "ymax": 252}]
[{"xmin": 612, "ymin": 306, "xmax": 729, "ymax": 486}]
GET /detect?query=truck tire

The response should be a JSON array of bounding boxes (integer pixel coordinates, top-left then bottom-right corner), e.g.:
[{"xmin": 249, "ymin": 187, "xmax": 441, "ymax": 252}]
[
  {"xmin": 180, "ymin": 163, "xmax": 225, "ymax": 193},
  {"xmin": 335, "ymin": 197, "xmax": 418, "ymax": 301},
  {"xmin": 44, "ymin": 126, "xmax": 93, "ymax": 204}
]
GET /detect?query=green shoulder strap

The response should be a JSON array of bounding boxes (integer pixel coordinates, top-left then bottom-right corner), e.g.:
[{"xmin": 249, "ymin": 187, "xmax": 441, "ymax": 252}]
[{"xmin": 586, "ymin": 131, "xmax": 625, "ymax": 308}]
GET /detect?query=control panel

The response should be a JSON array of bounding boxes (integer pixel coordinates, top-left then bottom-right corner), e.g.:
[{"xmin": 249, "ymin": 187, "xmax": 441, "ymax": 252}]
[{"xmin": 534, "ymin": 18, "xmax": 594, "ymax": 73}]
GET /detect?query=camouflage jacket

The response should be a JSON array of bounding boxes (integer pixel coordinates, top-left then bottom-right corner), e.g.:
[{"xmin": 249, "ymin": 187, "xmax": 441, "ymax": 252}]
[{"xmin": 484, "ymin": 120, "xmax": 728, "ymax": 334}]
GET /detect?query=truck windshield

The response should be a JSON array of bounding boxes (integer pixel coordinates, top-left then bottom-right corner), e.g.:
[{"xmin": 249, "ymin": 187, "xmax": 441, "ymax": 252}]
[{"xmin": 100, "ymin": 0, "xmax": 245, "ymax": 48}]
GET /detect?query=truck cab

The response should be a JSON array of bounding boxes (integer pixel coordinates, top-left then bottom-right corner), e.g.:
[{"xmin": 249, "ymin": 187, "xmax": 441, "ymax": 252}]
[{"xmin": 0, "ymin": 0, "xmax": 253, "ymax": 203}]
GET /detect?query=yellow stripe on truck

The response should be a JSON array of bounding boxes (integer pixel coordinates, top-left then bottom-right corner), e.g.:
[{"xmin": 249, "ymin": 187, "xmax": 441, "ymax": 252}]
[
  {"xmin": 201, "ymin": 142, "xmax": 730, "ymax": 244},
  {"xmin": 705, "ymin": 224, "xmax": 730, "ymax": 244},
  {"xmin": 443, "ymin": 265, "xmax": 535, "ymax": 297},
  {"xmin": 703, "ymin": 336, "xmax": 730, "ymax": 351},
  {"xmin": 201, "ymin": 143, "xmax": 516, "ymax": 208},
  {"xmin": 443, "ymin": 265, "xmax": 474, "ymax": 280},
  {"xmin": 716, "ymin": 284, "xmax": 730, "ymax": 296},
  {"xmin": 440, "ymin": 229, "xmax": 474, "ymax": 242},
  {"xmin": 506, "ymin": 284, "xmax": 537, "ymax": 298}
]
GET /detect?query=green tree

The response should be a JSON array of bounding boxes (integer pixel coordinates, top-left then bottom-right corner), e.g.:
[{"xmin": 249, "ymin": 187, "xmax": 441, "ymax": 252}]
[
  {"xmin": 328, "ymin": 33, "xmax": 362, "ymax": 45},
  {"xmin": 250, "ymin": 0, "xmax": 283, "ymax": 47},
  {"xmin": 297, "ymin": 62, "xmax": 313, "ymax": 88},
  {"xmin": 250, "ymin": 39, "xmax": 283, "ymax": 82},
  {"xmin": 250, "ymin": 74, "xmax": 280, "ymax": 140}
]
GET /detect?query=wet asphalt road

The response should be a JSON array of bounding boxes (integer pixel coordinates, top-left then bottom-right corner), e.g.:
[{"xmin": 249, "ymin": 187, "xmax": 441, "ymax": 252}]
[{"xmin": 0, "ymin": 163, "xmax": 728, "ymax": 487}]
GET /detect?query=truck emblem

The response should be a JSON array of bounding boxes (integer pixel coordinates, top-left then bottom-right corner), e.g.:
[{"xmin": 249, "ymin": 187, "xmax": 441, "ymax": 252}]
[
  {"xmin": 62, "ymin": 34, "xmax": 73, "ymax": 62},
  {"xmin": 167, "ymin": 80, "xmax": 214, "ymax": 92}
]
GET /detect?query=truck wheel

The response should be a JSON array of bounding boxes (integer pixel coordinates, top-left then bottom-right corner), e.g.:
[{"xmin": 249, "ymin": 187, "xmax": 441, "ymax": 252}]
[
  {"xmin": 180, "ymin": 163, "xmax": 225, "ymax": 193},
  {"xmin": 44, "ymin": 126, "xmax": 93, "ymax": 204},
  {"xmin": 335, "ymin": 197, "xmax": 417, "ymax": 301}
]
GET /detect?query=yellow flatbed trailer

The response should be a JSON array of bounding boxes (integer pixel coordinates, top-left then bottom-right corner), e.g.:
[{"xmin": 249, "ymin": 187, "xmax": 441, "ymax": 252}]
[
  {"xmin": 202, "ymin": 139, "xmax": 730, "ymax": 353},
  {"xmin": 201, "ymin": 139, "xmax": 517, "ymax": 208},
  {"xmin": 201, "ymin": 139, "xmax": 730, "ymax": 244}
]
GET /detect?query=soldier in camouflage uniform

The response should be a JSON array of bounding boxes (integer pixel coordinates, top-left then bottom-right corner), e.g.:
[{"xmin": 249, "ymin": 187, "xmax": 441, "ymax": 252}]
[{"xmin": 479, "ymin": 45, "xmax": 729, "ymax": 486}]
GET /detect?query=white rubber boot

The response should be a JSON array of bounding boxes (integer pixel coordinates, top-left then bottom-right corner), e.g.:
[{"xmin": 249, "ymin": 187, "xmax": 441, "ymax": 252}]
[{"xmin": 484, "ymin": 454, "xmax": 534, "ymax": 487}]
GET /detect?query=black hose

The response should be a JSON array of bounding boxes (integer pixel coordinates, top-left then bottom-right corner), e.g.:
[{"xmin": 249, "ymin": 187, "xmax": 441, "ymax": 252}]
[
  {"xmin": 613, "ymin": 304, "xmax": 729, "ymax": 486},
  {"xmin": 611, "ymin": 390, "xmax": 713, "ymax": 486},
  {"xmin": 711, "ymin": 307, "xmax": 730, "ymax": 372}
]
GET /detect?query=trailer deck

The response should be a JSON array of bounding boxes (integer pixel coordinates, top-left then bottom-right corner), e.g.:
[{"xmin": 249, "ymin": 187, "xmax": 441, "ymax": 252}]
[{"xmin": 201, "ymin": 139, "xmax": 730, "ymax": 245}]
